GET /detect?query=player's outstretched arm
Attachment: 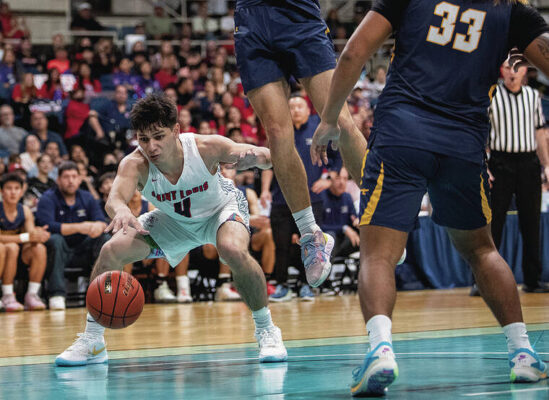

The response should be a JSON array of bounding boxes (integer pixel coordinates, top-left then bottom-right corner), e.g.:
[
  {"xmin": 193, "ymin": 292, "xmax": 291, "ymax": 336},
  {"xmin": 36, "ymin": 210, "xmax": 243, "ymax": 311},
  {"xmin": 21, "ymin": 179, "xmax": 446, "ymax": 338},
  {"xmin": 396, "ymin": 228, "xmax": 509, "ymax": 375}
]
[
  {"xmin": 312, "ymin": 11, "xmax": 392, "ymax": 166},
  {"xmin": 198, "ymin": 135, "xmax": 272, "ymax": 171},
  {"xmin": 105, "ymin": 152, "xmax": 149, "ymax": 235},
  {"xmin": 525, "ymin": 33, "xmax": 549, "ymax": 76}
]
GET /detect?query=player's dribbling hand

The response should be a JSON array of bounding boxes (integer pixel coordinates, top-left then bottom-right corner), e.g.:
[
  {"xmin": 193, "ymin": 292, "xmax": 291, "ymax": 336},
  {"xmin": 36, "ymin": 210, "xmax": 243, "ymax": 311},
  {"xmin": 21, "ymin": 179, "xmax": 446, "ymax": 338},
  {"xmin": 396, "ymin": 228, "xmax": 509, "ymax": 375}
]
[
  {"xmin": 311, "ymin": 120, "xmax": 340, "ymax": 167},
  {"xmin": 235, "ymin": 147, "xmax": 272, "ymax": 170},
  {"xmin": 105, "ymin": 208, "xmax": 150, "ymax": 235}
]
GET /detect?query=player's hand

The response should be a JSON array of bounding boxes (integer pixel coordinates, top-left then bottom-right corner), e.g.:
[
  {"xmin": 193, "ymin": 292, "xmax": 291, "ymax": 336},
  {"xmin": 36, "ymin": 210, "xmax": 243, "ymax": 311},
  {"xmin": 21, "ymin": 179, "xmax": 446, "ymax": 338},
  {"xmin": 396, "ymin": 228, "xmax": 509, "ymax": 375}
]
[
  {"xmin": 487, "ymin": 168, "xmax": 495, "ymax": 189},
  {"xmin": 105, "ymin": 208, "xmax": 149, "ymax": 235},
  {"xmin": 311, "ymin": 120, "xmax": 340, "ymax": 167},
  {"xmin": 29, "ymin": 226, "xmax": 50, "ymax": 243},
  {"xmin": 507, "ymin": 47, "xmax": 528, "ymax": 72},
  {"xmin": 234, "ymin": 147, "xmax": 272, "ymax": 170},
  {"xmin": 344, "ymin": 226, "xmax": 360, "ymax": 247}
]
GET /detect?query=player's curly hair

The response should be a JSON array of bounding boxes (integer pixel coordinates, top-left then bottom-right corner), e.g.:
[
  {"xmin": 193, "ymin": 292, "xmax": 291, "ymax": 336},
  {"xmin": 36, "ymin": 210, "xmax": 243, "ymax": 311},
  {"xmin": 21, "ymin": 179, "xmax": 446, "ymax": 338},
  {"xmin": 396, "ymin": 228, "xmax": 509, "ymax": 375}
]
[{"xmin": 130, "ymin": 94, "xmax": 178, "ymax": 133}]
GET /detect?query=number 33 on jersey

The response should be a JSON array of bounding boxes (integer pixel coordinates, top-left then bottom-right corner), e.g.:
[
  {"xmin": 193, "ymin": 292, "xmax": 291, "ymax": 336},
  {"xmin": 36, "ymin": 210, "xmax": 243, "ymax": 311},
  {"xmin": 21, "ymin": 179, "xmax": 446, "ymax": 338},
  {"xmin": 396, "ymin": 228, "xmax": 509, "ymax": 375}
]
[{"xmin": 426, "ymin": 2, "xmax": 485, "ymax": 53}]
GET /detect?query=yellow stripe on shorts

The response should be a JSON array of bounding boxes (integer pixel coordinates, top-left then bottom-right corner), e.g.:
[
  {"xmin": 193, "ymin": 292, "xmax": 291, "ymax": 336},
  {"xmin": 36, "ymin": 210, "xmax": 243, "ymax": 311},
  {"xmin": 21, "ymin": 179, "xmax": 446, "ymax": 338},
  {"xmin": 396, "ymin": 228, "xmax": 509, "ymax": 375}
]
[
  {"xmin": 360, "ymin": 161, "xmax": 384, "ymax": 226},
  {"xmin": 480, "ymin": 173, "xmax": 492, "ymax": 224}
]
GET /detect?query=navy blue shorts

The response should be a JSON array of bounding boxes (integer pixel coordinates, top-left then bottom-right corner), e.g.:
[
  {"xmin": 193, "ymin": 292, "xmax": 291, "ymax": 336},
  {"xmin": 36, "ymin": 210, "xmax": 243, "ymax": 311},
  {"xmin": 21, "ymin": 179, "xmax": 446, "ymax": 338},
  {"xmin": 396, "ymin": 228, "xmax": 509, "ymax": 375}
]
[
  {"xmin": 359, "ymin": 145, "xmax": 492, "ymax": 232},
  {"xmin": 234, "ymin": 5, "xmax": 336, "ymax": 93}
]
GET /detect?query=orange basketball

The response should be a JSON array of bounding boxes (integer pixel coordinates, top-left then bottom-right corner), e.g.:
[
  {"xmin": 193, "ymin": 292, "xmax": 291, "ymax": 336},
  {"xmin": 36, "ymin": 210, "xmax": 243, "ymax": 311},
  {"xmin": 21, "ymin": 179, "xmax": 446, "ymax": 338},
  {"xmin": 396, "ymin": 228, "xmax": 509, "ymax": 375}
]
[{"xmin": 86, "ymin": 270, "xmax": 145, "ymax": 329}]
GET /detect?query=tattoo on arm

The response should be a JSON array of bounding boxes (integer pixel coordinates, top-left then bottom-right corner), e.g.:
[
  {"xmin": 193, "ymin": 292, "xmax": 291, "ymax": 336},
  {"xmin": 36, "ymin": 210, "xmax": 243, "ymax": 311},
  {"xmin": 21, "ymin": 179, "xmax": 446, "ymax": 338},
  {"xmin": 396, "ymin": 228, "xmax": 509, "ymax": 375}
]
[{"xmin": 536, "ymin": 33, "xmax": 549, "ymax": 61}]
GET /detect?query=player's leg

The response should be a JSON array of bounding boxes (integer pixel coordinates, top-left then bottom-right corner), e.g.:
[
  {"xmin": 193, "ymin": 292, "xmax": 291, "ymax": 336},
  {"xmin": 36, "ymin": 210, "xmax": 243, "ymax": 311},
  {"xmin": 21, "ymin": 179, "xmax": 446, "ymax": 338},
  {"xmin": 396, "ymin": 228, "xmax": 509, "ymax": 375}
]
[
  {"xmin": 247, "ymin": 81, "xmax": 334, "ymax": 288},
  {"xmin": 1, "ymin": 243, "xmax": 23, "ymax": 312},
  {"xmin": 21, "ymin": 243, "xmax": 47, "ymax": 310},
  {"xmin": 431, "ymin": 156, "xmax": 547, "ymax": 383},
  {"xmin": 301, "ymin": 70, "xmax": 367, "ymax": 184},
  {"xmin": 351, "ymin": 145, "xmax": 429, "ymax": 396},
  {"xmin": 56, "ymin": 228, "xmax": 151, "ymax": 367},
  {"xmin": 216, "ymin": 220, "xmax": 287, "ymax": 362}
]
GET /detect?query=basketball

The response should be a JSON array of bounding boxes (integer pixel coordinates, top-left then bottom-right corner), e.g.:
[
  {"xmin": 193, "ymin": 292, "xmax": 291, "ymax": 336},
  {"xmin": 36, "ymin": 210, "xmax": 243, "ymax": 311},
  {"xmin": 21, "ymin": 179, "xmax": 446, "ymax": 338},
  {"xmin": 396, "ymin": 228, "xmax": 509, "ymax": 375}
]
[{"xmin": 86, "ymin": 270, "xmax": 145, "ymax": 329}]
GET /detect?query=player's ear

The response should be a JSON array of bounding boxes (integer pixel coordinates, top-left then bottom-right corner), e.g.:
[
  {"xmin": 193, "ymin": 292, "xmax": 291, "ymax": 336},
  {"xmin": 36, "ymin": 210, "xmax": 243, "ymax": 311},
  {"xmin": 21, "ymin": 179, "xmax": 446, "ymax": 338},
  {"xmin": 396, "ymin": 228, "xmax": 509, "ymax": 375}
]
[{"xmin": 173, "ymin": 123, "xmax": 180, "ymax": 136}]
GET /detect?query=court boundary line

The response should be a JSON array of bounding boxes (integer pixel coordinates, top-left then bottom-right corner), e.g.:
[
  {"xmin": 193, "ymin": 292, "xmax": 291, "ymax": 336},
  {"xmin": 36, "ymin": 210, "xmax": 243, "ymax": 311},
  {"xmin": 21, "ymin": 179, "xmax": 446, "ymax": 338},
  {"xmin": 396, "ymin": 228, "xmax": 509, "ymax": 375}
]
[{"xmin": 1, "ymin": 323, "xmax": 547, "ymax": 367}]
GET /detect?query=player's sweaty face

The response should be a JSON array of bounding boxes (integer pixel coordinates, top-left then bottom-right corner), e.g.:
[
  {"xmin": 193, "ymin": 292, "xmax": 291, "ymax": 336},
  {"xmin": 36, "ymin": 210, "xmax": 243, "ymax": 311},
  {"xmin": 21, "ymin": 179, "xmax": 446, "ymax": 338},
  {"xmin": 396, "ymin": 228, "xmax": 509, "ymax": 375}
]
[{"xmin": 137, "ymin": 127, "xmax": 173, "ymax": 163}]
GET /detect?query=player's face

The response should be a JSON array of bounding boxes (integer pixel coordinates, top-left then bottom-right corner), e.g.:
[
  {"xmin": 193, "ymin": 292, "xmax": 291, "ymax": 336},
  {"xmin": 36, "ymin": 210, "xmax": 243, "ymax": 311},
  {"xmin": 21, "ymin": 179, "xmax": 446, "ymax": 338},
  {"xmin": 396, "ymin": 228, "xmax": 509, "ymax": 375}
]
[
  {"xmin": 137, "ymin": 125, "xmax": 178, "ymax": 164},
  {"xmin": 1, "ymin": 181, "xmax": 23, "ymax": 205}
]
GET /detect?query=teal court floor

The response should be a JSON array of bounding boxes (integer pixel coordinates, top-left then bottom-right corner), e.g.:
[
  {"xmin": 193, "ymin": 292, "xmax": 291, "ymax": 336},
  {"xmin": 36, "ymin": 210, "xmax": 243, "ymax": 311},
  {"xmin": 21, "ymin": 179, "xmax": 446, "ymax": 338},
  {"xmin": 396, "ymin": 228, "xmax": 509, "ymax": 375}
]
[{"xmin": 1, "ymin": 324, "xmax": 548, "ymax": 399}]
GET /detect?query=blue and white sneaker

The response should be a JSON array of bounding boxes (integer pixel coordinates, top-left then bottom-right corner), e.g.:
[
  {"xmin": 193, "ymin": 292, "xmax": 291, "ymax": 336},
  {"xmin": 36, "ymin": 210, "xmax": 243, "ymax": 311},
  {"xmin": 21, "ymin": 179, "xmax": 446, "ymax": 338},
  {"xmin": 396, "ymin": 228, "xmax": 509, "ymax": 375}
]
[
  {"xmin": 55, "ymin": 333, "xmax": 108, "ymax": 366},
  {"xmin": 299, "ymin": 284, "xmax": 315, "ymax": 302},
  {"xmin": 509, "ymin": 348, "xmax": 548, "ymax": 383},
  {"xmin": 269, "ymin": 285, "xmax": 293, "ymax": 303},
  {"xmin": 255, "ymin": 326, "xmax": 288, "ymax": 363},
  {"xmin": 300, "ymin": 230, "xmax": 335, "ymax": 288},
  {"xmin": 351, "ymin": 342, "xmax": 398, "ymax": 397}
]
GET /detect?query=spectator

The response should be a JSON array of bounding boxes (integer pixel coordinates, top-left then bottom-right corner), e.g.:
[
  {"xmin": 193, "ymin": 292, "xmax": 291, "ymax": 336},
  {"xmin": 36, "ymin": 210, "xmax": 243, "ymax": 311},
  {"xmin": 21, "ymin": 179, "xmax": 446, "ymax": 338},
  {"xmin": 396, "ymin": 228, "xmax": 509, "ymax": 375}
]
[
  {"xmin": 96, "ymin": 171, "xmax": 115, "ymax": 216},
  {"xmin": 46, "ymin": 47, "xmax": 70, "ymax": 74},
  {"xmin": 102, "ymin": 85, "xmax": 132, "ymax": 147},
  {"xmin": 36, "ymin": 161, "xmax": 108, "ymax": 310},
  {"xmin": 19, "ymin": 38, "xmax": 41, "ymax": 73},
  {"xmin": 64, "ymin": 88, "xmax": 106, "ymax": 151},
  {"xmin": 69, "ymin": 144, "xmax": 96, "ymax": 176},
  {"xmin": 111, "ymin": 57, "xmax": 135, "ymax": 92},
  {"xmin": 76, "ymin": 161, "xmax": 100, "ymax": 200},
  {"xmin": 226, "ymin": 106, "xmax": 257, "ymax": 144},
  {"xmin": 321, "ymin": 168, "xmax": 360, "ymax": 259},
  {"xmin": 155, "ymin": 55, "xmax": 178, "ymax": 89},
  {"xmin": 197, "ymin": 119, "xmax": 213, "ymax": 135},
  {"xmin": 134, "ymin": 61, "xmax": 161, "ymax": 98},
  {"xmin": 0, "ymin": 47, "xmax": 20, "ymax": 89},
  {"xmin": 0, "ymin": 173, "xmax": 50, "ymax": 311},
  {"xmin": 220, "ymin": 4, "xmax": 235, "ymax": 36},
  {"xmin": 75, "ymin": 62, "xmax": 101, "ymax": 101},
  {"xmin": 92, "ymin": 38, "xmax": 116, "ymax": 77},
  {"xmin": 0, "ymin": 104, "xmax": 27, "ymax": 155},
  {"xmin": 0, "ymin": 3, "xmax": 29, "ymax": 39},
  {"xmin": 70, "ymin": 3, "xmax": 104, "ymax": 32},
  {"xmin": 211, "ymin": 102, "xmax": 226, "ymax": 136},
  {"xmin": 24, "ymin": 111, "xmax": 68, "ymax": 157},
  {"xmin": 43, "ymin": 141, "xmax": 61, "ymax": 178},
  {"xmin": 145, "ymin": 2, "xmax": 175, "ymax": 39},
  {"xmin": 191, "ymin": 2, "xmax": 218, "ymax": 39},
  {"xmin": 12, "ymin": 72, "xmax": 38, "ymax": 114},
  {"xmin": 37, "ymin": 67, "xmax": 66, "ymax": 100},
  {"xmin": 19, "ymin": 134, "xmax": 41, "ymax": 173},
  {"xmin": 26, "ymin": 154, "xmax": 56, "ymax": 211},
  {"xmin": 325, "ymin": 8, "xmax": 342, "ymax": 34},
  {"xmin": 198, "ymin": 80, "xmax": 219, "ymax": 120},
  {"xmin": 175, "ymin": 77, "xmax": 196, "ymax": 109},
  {"xmin": 178, "ymin": 108, "xmax": 196, "ymax": 133},
  {"xmin": 151, "ymin": 40, "xmax": 176, "ymax": 71}
]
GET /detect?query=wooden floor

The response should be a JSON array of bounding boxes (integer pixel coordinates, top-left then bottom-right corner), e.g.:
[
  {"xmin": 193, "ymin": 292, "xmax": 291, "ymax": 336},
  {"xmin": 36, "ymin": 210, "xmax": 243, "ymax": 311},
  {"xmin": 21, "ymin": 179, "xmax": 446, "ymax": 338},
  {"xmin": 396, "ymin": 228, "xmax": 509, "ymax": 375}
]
[{"xmin": 1, "ymin": 288, "xmax": 549, "ymax": 359}]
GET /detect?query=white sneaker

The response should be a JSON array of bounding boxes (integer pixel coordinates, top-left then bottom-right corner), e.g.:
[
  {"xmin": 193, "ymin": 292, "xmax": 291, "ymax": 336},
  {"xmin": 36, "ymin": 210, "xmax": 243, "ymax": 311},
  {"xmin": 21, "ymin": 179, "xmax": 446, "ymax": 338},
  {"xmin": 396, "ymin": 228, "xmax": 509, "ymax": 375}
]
[
  {"xmin": 55, "ymin": 333, "xmax": 108, "ymax": 366},
  {"xmin": 0, "ymin": 298, "xmax": 4, "ymax": 311},
  {"xmin": 154, "ymin": 281, "xmax": 177, "ymax": 303},
  {"xmin": 215, "ymin": 282, "xmax": 241, "ymax": 301},
  {"xmin": 176, "ymin": 276, "xmax": 193, "ymax": 303},
  {"xmin": 255, "ymin": 325, "xmax": 288, "ymax": 363},
  {"xmin": 49, "ymin": 296, "xmax": 66, "ymax": 310}
]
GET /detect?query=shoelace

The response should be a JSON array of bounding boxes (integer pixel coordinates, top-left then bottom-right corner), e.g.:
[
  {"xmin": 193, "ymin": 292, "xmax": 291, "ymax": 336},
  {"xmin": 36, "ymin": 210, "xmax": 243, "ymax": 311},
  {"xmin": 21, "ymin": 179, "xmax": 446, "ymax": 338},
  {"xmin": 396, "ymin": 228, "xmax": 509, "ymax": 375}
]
[
  {"xmin": 301, "ymin": 233, "xmax": 328, "ymax": 269},
  {"xmin": 67, "ymin": 333, "xmax": 96, "ymax": 352}
]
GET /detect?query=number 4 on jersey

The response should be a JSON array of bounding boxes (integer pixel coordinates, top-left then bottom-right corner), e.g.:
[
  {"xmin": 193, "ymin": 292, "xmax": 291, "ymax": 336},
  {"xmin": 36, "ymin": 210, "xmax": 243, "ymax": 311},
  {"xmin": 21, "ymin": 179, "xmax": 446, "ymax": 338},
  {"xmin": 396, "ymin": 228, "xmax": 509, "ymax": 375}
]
[
  {"xmin": 174, "ymin": 197, "xmax": 191, "ymax": 217},
  {"xmin": 426, "ymin": 1, "xmax": 486, "ymax": 53}
]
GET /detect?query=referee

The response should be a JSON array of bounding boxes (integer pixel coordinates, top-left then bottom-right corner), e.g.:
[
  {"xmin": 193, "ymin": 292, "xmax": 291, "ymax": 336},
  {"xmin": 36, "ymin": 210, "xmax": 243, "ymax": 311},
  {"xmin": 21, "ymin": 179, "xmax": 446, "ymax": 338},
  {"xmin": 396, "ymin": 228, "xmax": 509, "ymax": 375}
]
[{"xmin": 480, "ymin": 59, "xmax": 549, "ymax": 294}]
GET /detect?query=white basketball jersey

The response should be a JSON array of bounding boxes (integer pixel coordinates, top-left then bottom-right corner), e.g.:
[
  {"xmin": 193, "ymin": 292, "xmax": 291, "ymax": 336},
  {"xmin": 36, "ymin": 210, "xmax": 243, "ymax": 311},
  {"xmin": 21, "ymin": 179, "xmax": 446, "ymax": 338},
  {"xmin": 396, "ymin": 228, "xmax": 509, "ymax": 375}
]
[{"xmin": 139, "ymin": 133, "xmax": 239, "ymax": 221}]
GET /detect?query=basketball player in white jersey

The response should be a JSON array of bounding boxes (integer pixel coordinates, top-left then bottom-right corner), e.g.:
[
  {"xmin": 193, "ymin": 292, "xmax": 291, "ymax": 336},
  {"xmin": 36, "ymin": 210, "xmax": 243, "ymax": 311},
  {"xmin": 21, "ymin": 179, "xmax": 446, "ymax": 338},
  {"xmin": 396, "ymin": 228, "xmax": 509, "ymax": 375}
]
[{"xmin": 56, "ymin": 95, "xmax": 287, "ymax": 366}]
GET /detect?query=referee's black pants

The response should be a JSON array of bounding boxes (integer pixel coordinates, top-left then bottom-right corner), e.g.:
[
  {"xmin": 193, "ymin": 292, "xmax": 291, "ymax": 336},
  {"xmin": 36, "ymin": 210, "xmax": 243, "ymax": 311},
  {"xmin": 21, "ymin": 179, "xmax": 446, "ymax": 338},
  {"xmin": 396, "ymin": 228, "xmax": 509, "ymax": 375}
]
[{"xmin": 489, "ymin": 151, "xmax": 542, "ymax": 287}]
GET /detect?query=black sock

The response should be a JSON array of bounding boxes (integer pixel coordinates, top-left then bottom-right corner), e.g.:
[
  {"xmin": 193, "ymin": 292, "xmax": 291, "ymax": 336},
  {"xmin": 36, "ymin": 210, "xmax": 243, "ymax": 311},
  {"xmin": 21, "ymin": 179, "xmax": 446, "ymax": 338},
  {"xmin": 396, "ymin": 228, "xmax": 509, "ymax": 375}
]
[{"xmin": 156, "ymin": 275, "xmax": 168, "ymax": 288}]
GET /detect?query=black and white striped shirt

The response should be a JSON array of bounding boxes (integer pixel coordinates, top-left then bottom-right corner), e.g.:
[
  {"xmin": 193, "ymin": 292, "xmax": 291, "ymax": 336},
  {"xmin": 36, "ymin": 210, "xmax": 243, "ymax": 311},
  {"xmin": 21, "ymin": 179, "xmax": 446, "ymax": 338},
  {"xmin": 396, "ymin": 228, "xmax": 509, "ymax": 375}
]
[{"xmin": 489, "ymin": 83, "xmax": 545, "ymax": 153}]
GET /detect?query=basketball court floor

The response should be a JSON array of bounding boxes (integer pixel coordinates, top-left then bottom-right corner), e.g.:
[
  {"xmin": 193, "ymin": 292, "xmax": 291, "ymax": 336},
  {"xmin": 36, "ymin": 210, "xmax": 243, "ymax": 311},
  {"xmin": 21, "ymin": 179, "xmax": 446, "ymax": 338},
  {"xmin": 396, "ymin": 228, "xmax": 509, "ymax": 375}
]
[{"xmin": 1, "ymin": 289, "xmax": 548, "ymax": 399}]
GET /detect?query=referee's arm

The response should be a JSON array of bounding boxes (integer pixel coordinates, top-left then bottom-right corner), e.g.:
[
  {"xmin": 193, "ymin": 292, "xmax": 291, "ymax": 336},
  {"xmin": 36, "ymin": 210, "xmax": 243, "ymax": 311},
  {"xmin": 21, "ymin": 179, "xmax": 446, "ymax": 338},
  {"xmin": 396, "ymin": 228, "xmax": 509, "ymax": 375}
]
[{"xmin": 535, "ymin": 127, "xmax": 549, "ymax": 179}]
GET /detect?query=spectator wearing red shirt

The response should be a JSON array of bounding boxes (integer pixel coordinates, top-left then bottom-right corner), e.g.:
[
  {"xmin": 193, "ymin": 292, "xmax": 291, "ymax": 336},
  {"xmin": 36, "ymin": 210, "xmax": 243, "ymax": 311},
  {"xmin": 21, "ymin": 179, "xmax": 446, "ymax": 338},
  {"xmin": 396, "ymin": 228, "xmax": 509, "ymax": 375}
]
[
  {"xmin": 0, "ymin": 3, "xmax": 29, "ymax": 39},
  {"xmin": 75, "ymin": 62, "xmax": 101, "ymax": 102},
  {"xmin": 210, "ymin": 102, "xmax": 226, "ymax": 136},
  {"xmin": 164, "ymin": 86, "xmax": 183, "ymax": 113},
  {"xmin": 12, "ymin": 72, "xmax": 37, "ymax": 104},
  {"xmin": 226, "ymin": 106, "xmax": 257, "ymax": 144},
  {"xmin": 154, "ymin": 56, "xmax": 177, "ymax": 89},
  {"xmin": 37, "ymin": 68, "xmax": 66, "ymax": 101},
  {"xmin": 178, "ymin": 109, "xmax": 196, "ymax": 133},
  {"xmin": 46, "ymin": 48, "xmax": 70, "ymax": 74},
  {"xmin": 64, "ymin": 88, "xmax": 105, "ymax": 153}
]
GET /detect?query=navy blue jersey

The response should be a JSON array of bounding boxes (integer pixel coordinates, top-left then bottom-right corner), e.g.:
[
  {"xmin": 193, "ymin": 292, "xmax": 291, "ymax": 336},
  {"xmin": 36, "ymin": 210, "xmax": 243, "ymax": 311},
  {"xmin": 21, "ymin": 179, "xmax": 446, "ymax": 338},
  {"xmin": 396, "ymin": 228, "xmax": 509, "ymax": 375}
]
[
  {"xmin": 370, "ymin": 0, "xmax": 549, "ymax": 162},
  {"xmin": 236, "ymin": 0, "xmax": 321, "ymax": 17},
  {"xmin": 0, "ymin": 202, "xmax": 25, "ymax": 234}
]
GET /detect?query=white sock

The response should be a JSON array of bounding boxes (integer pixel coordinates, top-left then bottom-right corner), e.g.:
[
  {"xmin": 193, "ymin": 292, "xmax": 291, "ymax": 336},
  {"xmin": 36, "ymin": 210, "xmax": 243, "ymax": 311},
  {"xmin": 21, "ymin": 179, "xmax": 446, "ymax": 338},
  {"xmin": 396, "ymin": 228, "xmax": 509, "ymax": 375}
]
[
  {"xmin": 176, "ymin": 275, "xmax": 189, "ymax": 291},
  {"xmin": 2, "ymin": 284, "xmax": 13, "ymax": 296},
  {"xmin": 27, "ymin": 282, "xmax": 41, "ymax": 295},
  {"xmin": 503, "ymin": 322, "xmax": 533, "ymax": 353},
  {"xmin": 366, "ymin": 315, "xmax": 393, "ymax": 350},
  {"xmin": 157, "ymin": 273, "xmax": 167, "ymax": 278},
  {"xmin": 292, "ymin": 206, "xmax": 319, "ymax": 236},
  {"xmin": 252, "ymin": 307, "xmax": 274, "ymax": 330},
  {"xmin": 86, "ymin": 312, "xmax": 105, "ymax": 337}
]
